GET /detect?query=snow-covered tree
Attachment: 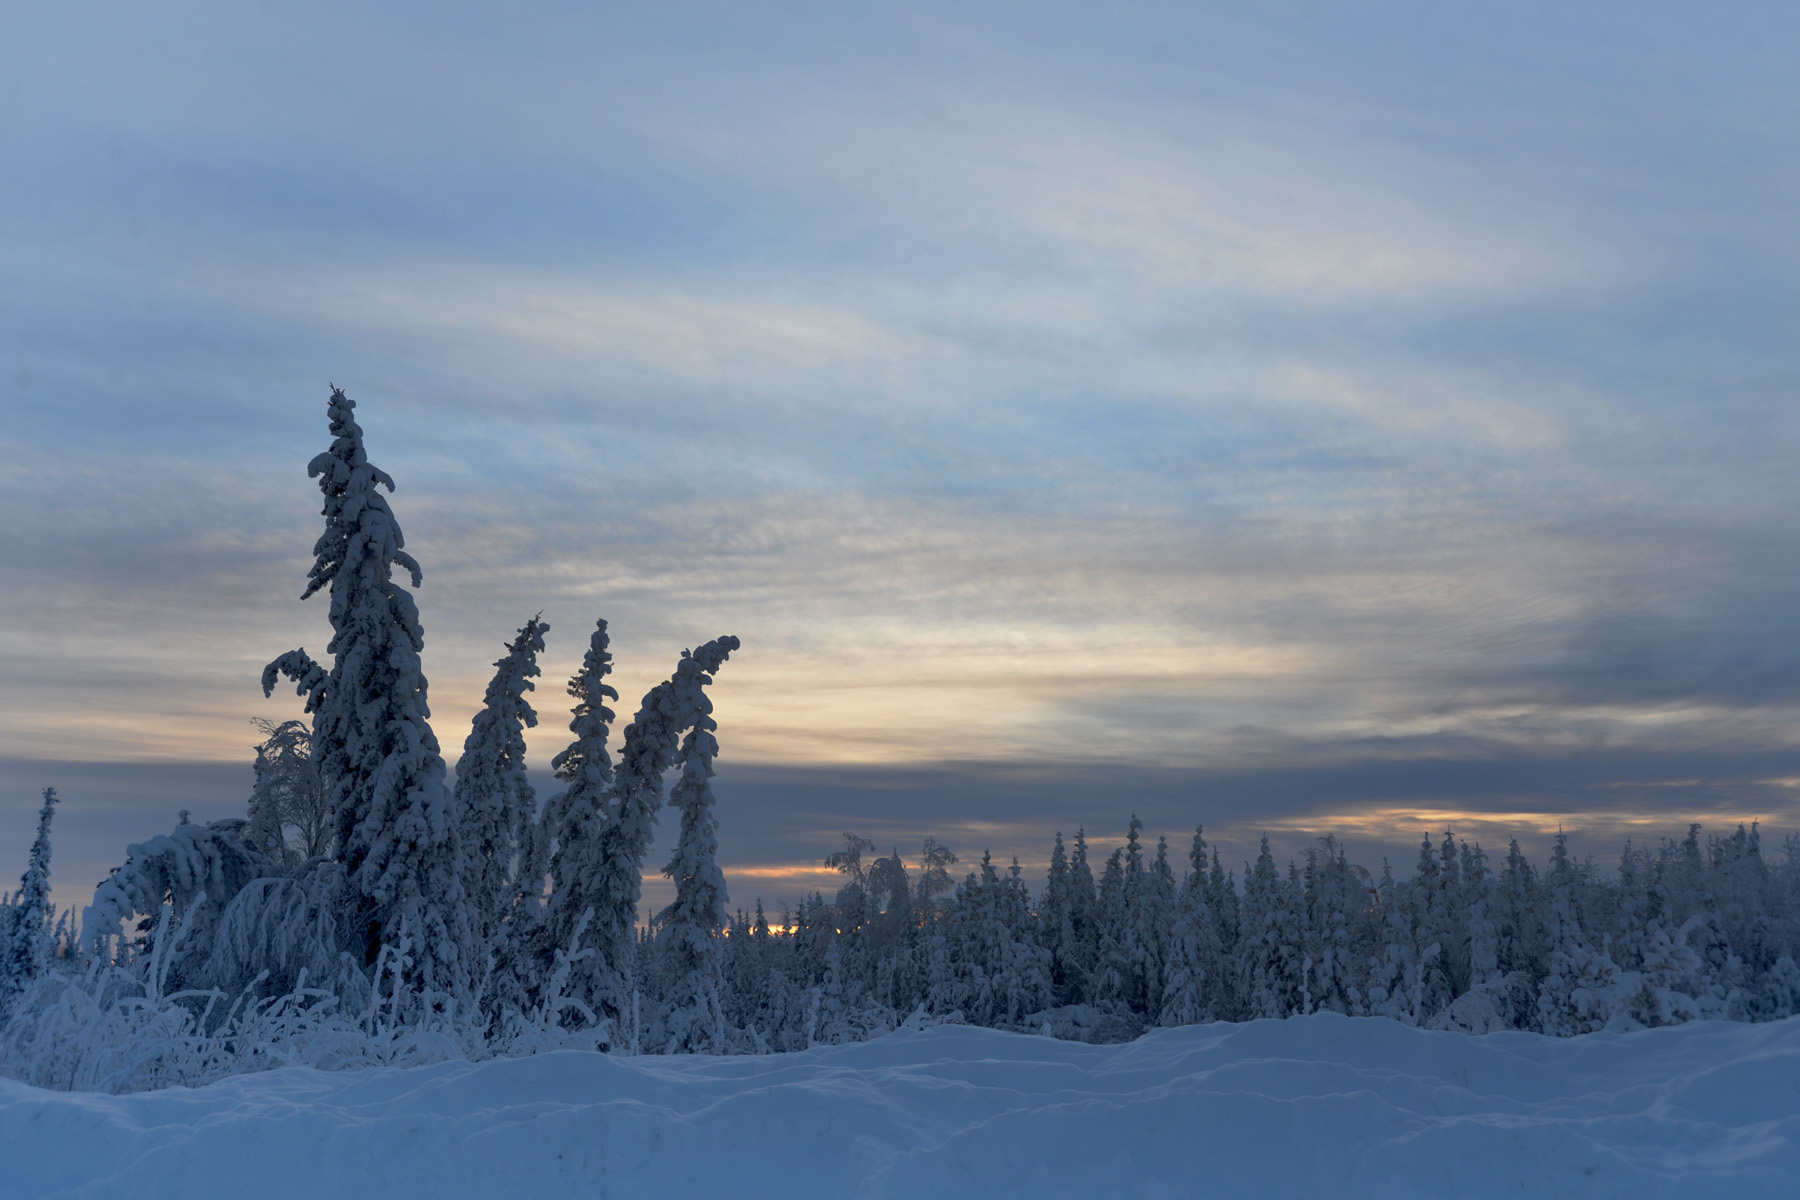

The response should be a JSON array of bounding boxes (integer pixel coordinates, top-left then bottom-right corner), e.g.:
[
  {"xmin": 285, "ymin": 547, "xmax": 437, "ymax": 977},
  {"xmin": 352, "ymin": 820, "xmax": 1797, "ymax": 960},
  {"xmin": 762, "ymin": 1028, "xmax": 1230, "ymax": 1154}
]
[
  {"xmin": 1, "ymin": 788, "xmax": 59, "ymax": 1022},
  {"xmin": 652, "ymin": 636, "xmax": 741, "ymax": 1054},
  {"xmin": 1066, "ymin": 829, "xmax": 1099, "ymax": 1000},
  {"xmin": 1365, "ymin": 861, "xmax": 1418, "ymax": 1023},
  {"xmin": 83, "ymin": 812, "xmax": 282, "ymax": 992},
  {"xmin": 262, "ymin": 386, "xmax": 473, "ymax": 1007},
  {"xmin": 1041, "ymin": 832, "xmax": 1083, "ymax": 1005},
  {"xmin": 1239, "ymin": 836, "xmax": 1298, "ymax": 1020},
  {"xmin": 1613, "ymin": 873, "xmax": 1702, "ymax": 1029},
  {"xmin": 454, "ymin": 615, "xmax": 548, "ymax": 949},
  {"xmin": 536, "ymin": 619, "xmax": 621, "ymax": 1032},
  {"xmin": 1408, "ymin": 834, "xmax": 1455, "ymax": 1022},
  {"xmin": 1160, "ymin": 826, "xmax": 1219, "ymax": 1026},
  {"xmin": 1091, "ymin": 847, "xmax": 1129, "ymax": 1010},
  {"xmin": 1433, "ymin": 841, "xmax": 1510, "ymax": 1033},
  {"xmin": 1299, "ymin": 837, "xmax": 1362, "ymax": 1017},
  {"xmin": 1535, "ymin": 833, "xmax": 1618, "ymax": 1036},
  {"xmin": 247, "ymin": 719, "xmax": 329, "ymax": 863}
]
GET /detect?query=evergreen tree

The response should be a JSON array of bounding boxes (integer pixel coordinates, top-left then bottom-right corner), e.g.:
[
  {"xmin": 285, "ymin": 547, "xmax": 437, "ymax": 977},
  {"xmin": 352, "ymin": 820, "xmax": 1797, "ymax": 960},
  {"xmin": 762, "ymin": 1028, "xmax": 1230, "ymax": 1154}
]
[
  {"xmin": 538, "ymin": 619, "xmax": 621, "ymax": 1031},
  {"xmin": 1, "ymin": 788, "xmax": 59, "ymax": 1022},
  {"xmin": 1160, "ymin": 826, "xmax": 1220, "ymax": 1026},
  {"xmin": 262, "ymin": 386, "xmax": 473, "ymax": 1005},
  {"xmin": 997, "ymin": 857, "xmax": 1053, "ymax": 1025},
  {"xmin": 1536, "ymin": 833, "xmax": 1618, "ymax": 1035},
  {"xmin": 1092, "ymin": 847, "xmax": 1129, "ymax": 1009},
  {"xmin": 1041, "ymin": 832, "xmax": 1081, "ymax": 1004},
  {"xmin": 1408, "ymin": 834, "xmax": 1455, "ymax": 1022},
  {"xmin": 1239, "ymin": 837, "xmax": 1294, "ymax": 1020},
  {"xmin": 653, "ymin": 635, "xmax": 742, "ymax": 1054},
  {"xmin": 1136, "ymin": 833, "xmax": 1177, "ymax": 1020},
  {"xmin": 1614, "ymin": 871, "xmax": 1703, "ymax": 1028},
  {"xmin": 1300, "ymin": 838, "xmax": 1360, "ymax": 1016},
  {"xmin": 1494, "ymin": 837, "xmax": 1542, "ymax": 1024},
  {"xmin": 1365, "ymin": 861, "xmax": 1419, "ymax": 1023},
  {"xmin": 454, "ymin": 616, "xmax": 548, "ymax": 949},
  {"xmin": 1205, "ymin": 848, "xmax": 1241, "ymax": 1019},
  {"xmin": 1119, "ymin": 816, "xmax": 1162, "ymax": 1015},
  {"xmin": 1067, "ymin": 828, "xmax": 1099, "ymax": 1001},
  {"xmin": 1433, "ymin": 841, "xmax": 1510, "ymax": 1032}
]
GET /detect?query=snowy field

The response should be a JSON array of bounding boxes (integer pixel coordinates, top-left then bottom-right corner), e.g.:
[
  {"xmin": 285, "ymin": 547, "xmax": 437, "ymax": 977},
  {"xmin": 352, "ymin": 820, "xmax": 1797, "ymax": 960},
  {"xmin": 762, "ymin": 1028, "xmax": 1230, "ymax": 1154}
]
[{"xmin": 4, "ymin": 1014, "xmax": 1798, "ymax": 1200}]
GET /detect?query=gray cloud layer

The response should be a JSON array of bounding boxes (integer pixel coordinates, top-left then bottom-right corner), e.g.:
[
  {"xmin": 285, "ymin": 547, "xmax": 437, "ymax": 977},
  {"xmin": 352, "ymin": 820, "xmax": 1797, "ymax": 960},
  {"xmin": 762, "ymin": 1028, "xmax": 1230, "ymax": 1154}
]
[{"xmin": 4, "ymin": 2, "xmax": 1798, "ymax": 896}]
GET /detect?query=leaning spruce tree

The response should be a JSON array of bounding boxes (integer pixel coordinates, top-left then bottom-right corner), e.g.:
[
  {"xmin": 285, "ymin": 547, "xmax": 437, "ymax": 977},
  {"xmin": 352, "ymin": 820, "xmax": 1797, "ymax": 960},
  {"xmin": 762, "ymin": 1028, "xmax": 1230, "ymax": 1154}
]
[
  {"xmin": 538, "ymin": 619, "xmax": 621, "ymax": 1027},
  {"xmin": 264, "ymin": 387, "xmax": 474, "ymax": 1007},
  {"xmin": 454, "ymin": 614, "xmax": 548, "ymax": 950},
  {"xmin": 654, "ymin": 636, "xmax": 741, "ymax": 1053},
  {"xmin": 576, "ymin": 636, "xmax": 739, "ymax": 1038}
]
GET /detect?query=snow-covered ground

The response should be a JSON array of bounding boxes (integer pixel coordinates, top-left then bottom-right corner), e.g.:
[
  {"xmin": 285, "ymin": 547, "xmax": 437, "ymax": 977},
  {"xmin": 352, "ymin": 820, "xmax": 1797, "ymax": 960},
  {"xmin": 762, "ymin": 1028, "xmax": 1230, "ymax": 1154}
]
[{"xmin": 5, "ymin": 1013, "xmax": 1797, "ymax": 1200}]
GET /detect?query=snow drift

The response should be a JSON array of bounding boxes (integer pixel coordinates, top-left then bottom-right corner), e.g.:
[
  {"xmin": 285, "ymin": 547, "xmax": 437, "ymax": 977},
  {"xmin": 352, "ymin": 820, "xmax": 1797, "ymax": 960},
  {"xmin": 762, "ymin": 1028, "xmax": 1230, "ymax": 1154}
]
[{"xmin": 5, "ymin": 1013, "xmax": 1797, "ymax": 1200}]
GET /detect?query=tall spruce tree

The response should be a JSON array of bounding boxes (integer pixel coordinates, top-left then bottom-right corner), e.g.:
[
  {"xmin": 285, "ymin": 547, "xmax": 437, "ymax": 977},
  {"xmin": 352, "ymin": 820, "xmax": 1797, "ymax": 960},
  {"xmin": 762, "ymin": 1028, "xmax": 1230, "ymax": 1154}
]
[{"xmin": 263, "ymin": 386, "xmax": 473, "ymax": 1005}]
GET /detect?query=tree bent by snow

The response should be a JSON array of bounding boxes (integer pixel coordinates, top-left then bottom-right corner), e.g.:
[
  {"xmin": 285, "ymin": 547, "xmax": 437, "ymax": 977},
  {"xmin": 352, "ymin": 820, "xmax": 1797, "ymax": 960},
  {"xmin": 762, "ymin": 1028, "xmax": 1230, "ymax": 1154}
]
[
  {"xmin": 651, "ymin": 636, "xmax": 741, "ymax": 1054},
  {"xmin": 536, "ymin": 620, "xmax": 620, "ymax": 1034},
  {"xmin": 455, "ymin": 616, "xmax": 549, "ymax": 952}
]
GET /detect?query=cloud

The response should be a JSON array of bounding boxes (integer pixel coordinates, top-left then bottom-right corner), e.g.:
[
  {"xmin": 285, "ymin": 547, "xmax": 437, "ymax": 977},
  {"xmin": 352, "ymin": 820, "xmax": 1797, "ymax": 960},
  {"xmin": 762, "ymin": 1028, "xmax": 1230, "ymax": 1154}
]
[{"xmin": 3, "ymin": 1, "xmax": 1798, "ymax": 880}]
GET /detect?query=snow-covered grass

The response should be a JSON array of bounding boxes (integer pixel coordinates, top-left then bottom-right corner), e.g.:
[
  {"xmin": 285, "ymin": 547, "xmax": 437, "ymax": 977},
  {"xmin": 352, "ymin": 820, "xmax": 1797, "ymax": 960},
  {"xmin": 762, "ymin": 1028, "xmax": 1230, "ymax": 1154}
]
[{"xmin": 5, "ymin": 1014, "xmax": 1797, "ymax": 1200}]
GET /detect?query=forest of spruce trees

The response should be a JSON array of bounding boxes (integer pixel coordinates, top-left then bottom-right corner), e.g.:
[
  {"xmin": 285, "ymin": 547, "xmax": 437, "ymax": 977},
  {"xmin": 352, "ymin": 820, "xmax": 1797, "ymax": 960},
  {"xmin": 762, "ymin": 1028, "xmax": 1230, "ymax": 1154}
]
[{"xmin": 4, "ymin": 388, "xmax": 1800, "ymax": 1093}]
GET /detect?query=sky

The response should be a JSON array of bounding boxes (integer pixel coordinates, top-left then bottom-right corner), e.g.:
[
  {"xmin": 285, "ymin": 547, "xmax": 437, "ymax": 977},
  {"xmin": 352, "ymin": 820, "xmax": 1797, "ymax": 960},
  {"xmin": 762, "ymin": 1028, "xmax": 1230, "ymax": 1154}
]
[{"xmin": 4, "ymin": 1, "xmax": 1799, "ymax": 916}]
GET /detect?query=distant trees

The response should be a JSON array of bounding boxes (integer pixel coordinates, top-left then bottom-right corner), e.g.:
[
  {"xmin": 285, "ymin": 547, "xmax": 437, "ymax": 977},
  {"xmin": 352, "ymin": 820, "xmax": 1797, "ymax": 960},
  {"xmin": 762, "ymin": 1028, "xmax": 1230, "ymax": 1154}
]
[{"xmin": 707, "ymin": 816, "xmax": 1800, "ymax": 1046}]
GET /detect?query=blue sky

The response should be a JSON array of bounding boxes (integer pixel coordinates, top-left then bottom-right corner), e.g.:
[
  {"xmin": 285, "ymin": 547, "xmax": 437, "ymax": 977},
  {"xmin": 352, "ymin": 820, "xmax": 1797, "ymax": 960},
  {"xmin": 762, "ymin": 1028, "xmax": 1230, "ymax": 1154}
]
[{"xmin": 4, "ymin": 1, "xmax": 1799, "ymax": 912}]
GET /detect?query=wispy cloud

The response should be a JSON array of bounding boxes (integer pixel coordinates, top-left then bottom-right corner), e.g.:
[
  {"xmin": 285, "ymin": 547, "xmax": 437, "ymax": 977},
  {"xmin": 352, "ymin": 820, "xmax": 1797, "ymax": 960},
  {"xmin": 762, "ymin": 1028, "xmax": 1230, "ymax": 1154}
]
[{"xmin": 4, "ymin": 2, "xmax": 1798, "ymax": 886}]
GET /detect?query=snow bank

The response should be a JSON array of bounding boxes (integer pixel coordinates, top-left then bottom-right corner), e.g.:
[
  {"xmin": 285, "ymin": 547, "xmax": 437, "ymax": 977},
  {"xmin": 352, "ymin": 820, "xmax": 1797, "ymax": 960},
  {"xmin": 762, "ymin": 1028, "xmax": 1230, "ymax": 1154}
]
[{"xmin": 5, "ymin": 1014, "xmax": 1797, "ymax": 1199}]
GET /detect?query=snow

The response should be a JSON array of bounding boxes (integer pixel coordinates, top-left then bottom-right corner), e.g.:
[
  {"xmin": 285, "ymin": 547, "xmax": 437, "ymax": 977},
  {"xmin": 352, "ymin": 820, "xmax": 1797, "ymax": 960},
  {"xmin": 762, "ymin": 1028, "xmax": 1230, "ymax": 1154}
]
[{"xmin": 5, "ymin": 1014, "xmax": 1796, "ymax": 1199}]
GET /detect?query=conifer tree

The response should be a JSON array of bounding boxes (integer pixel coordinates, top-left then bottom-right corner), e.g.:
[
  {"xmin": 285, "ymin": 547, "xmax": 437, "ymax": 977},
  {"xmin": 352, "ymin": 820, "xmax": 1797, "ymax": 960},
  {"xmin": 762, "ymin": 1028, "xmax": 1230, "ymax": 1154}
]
[
  {"xmin": 1239, "ymin": 836, "xmax": 1294, "ymax": 1019},
  {"xmin": 1535, "ymin": 833, "xmax": 1617, "ymax": 1035},
  {"xmin": 1366, "ymin": 861, "xmax": 1419, "ymax": 1023},
  {"xmin": 1614, "ymin": 871, "xmax": 1702, "ymax": 1028},
  {"xmin": 1067, "ymin": 828, "xmax": 1099, "ymax": 1001},
  {"xmin": 1409, "ymin": 834, "xmax": 1454, "ymax": 1022},
  {"xmin": 998, "ymin": 856, "xmax": 1053, "ymax": 1024},
  {"xmin": 1, "ymin": 788, "xmax": 59, "ymax": 1022},
  {"xmin": 263, "ymin": 386, "xmax": 473, "ymax": 1005},
  {"xmin": 1041, "ymin": 832, "xmax": 1081, "ymax": 1004},
  {"xmin": 1137, "ymin": 833, "xmax": 1177, "ymax": 1020},
  {"xmin": 1299, "ymin": 838, "xmax": 1360, "ymax": 1016},
  {"xmin": 1092, "ymin": 846, "xmax": 1129, "ymax": 1009},
  {"xmin": 574, "ymin": 641, "xmax": 714, "ymax": 1033},
  {"xmin": 1204, "ymin": 848, "xmax": 1241, "ymax": 1018},
  {"xmin": 537, "ymin": 619, "xmax": 621, "ymax": 1029},
  {"xmin": 1496, "ymin": 837, "xmax": 1542, "ymax": 1014},
  {"xmin": 454, "ymin": 615, "xmax": 548, "ymax": 949},
  {"xmin": 653, "ymin": 635, "xmax": 741, "ymax": 1054},
  {"xmin": 1160, "ymin": 826, "xmax": 1219, "ymax": 1026}
]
